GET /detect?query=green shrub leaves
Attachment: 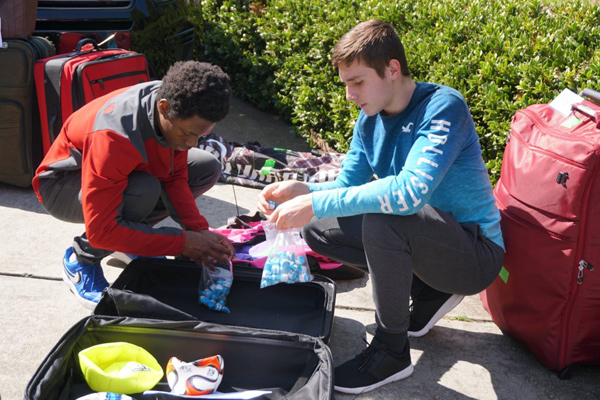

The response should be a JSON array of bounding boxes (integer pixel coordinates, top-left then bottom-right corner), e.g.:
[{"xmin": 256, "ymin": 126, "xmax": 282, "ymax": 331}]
[{"xmin": 181, "ymin": 0, "xmax": 600, "ymax": 183}]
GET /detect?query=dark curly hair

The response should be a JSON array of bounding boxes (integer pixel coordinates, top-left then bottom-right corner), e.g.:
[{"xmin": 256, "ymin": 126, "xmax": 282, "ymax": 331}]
[{"xmin": 157, "ymin": 61, "xmax": 231, "ymax": 122}]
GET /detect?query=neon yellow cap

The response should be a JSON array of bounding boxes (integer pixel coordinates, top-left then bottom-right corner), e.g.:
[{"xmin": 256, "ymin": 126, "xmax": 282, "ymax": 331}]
[{"xmin": 78, "ymin": 342, "xmax": 163, "ymax": 394}]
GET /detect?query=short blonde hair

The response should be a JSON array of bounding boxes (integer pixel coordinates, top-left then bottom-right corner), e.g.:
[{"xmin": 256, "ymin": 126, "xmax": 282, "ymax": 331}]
[{"xmin": 331, "ymin": 19, "xmax": 410, "ymax": 78}]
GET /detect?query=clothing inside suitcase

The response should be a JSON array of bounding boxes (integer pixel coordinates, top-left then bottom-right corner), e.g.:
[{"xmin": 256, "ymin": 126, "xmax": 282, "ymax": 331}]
[
  {"xmin": 25, "ymin": 316, "xmax": 333, "ymax": 400},
  {"xmin": 95, "ymin": 259, "xmax": 336, "ymax": 342}
]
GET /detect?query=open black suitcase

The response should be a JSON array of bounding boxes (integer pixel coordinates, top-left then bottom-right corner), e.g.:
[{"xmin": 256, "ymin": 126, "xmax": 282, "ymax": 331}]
[
  {"xmin": 26, "ymin": 259, "xmax": 337, "ymax": 399},
  {"xmin": 25, "ymin": 316, "xmax": 334, "ymax": 400}
]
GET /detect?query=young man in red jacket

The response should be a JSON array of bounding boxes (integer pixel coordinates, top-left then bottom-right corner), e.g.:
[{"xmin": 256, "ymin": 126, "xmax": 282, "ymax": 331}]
[{"xmin": 33, "ymin": 61, "xmax": 234, "ymax": 309}]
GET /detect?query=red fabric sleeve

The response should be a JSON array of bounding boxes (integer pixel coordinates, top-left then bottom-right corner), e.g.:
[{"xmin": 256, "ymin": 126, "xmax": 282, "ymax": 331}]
[{"xmin": 82, "ymin": 130, "xmax": 187, "ymax": 256}]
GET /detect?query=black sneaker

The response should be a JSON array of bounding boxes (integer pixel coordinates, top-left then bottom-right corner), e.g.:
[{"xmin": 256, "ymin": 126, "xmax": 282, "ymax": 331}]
[
  {"xmin": 334, "ymin": 336, "xmax": 414, "ymax": 394},
  {"xmin": 408, "ymin": 291, "xmax": 464, "ymax": 337}
]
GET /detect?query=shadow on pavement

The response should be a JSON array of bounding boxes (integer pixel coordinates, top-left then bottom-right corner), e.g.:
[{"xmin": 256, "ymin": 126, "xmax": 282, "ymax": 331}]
[{"xmin": 0, "ymin": 183, "xmax": 46, "ymax": 214}]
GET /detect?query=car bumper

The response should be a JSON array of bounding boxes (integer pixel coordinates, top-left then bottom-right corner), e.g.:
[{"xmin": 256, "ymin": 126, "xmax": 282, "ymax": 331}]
[{"xmin": 35, "ymin": 0, "xmax": 178, "ymax": 33}]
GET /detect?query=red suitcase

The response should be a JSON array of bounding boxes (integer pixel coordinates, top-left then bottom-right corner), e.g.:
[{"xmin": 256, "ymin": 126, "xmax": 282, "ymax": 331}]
[
  {"xmin": 480, "ymin": 89, "xmax": 600, "ymax": 377},
  {"xmin": 34, "ymin": 39, "xmax": 152, "ymax": 154}
]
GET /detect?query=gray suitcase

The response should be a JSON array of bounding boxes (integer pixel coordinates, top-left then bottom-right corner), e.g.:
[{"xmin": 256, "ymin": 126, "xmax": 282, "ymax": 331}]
[{"xmin": 0, "ymin": 37, "xmax": 54, "ymax": 186}]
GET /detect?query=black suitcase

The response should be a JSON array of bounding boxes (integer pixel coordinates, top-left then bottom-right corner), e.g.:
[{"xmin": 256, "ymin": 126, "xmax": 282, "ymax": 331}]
[
  {"xmin": 95, "ymin": 258, "xmax": 336, "ymax": 342},
  {"xmin": 0, "ymin": 37, "xmax": 54, "ymax": 186},
  {"xmin": 25, "ymin": 316, "xmax": 334, "ymax": 400}
]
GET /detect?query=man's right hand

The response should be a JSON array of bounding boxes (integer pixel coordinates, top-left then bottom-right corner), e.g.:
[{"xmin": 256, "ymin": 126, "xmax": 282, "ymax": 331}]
[
  {"xmin": 181, "ymin": 230, "xmax": 234, "ymax": 268},
  {"xmin": 257, "ymin": 181, "xmax": 310, "ymax": 215}
]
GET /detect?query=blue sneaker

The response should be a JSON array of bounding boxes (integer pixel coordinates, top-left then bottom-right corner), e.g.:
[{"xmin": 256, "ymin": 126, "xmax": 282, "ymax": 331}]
[
  {"xmin": 111, "ymin": 252, "xmax": 166, "ymax": 265},
  {"xmin": 62, "ymin": 247, "xmax": 109, "ymax": 310}
]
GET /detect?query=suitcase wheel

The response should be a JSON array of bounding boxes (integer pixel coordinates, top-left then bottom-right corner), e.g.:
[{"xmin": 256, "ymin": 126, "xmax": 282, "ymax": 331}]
[{"xmin": 557, "ymin": 363, "xmax": 580, "ymax": 380}]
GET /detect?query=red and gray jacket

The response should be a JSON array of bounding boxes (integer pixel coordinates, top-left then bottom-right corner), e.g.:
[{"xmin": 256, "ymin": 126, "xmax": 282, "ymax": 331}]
[{"xmin": 33, "ymin": 81, "xmax": 208, "ymax": 256}]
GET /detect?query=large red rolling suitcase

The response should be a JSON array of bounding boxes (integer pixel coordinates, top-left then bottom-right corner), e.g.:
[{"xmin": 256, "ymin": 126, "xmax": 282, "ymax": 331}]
[
  {"xmin": 34, "ymin": 39, "xmax": 151, "ymax": 154},
  {"xmin": 480, "ymin": 88, "xmax": 600, "ymax": 377}
]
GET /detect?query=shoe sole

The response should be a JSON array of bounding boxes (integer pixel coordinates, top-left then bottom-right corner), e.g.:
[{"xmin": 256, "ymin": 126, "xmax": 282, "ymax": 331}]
[
  {"xmin": 408, "ymin": 294, "xmax": 465, "ymax": 338},
  {"xmin": 334, "ymin": 363, "xmax": 414, "ymax": 394},
  {"xmin": 62, "ymin": 268, "xmax": 98, "ymax": 311}
]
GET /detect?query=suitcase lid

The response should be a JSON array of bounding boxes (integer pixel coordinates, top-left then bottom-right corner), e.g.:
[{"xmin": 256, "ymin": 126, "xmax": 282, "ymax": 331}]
[{"xmin": 95, "ymin": 258, "xmax": 336, "ymax": 342}]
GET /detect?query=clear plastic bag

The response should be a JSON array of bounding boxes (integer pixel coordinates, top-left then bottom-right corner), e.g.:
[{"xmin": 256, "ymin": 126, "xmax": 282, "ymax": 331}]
[
  {"xmin": 198, "ymin": 260, "xmax": 233, "ymax": 313},
  {"xmin": 260, "ymin": 220, "xmax": 313, "ymax": 288}
]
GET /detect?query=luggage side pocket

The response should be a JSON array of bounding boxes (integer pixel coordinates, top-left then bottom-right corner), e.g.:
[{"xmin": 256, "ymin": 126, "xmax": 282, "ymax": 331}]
[{"xmin": 0, "ymin": 100, "xmax": 30, "ymax": 183}]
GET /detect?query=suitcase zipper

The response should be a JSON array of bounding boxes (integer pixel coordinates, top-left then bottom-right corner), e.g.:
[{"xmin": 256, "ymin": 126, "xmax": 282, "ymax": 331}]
[
  {"xmin": 576, "ymin": 260, "xmax": 594, "ymax": 284},
  {"xmin": 72, "ymin": 67, "xmax": 149, "ymax": 109},
  {"xmin": 89, "ymin": 70, "xmax": 149, "ymax": 91}
]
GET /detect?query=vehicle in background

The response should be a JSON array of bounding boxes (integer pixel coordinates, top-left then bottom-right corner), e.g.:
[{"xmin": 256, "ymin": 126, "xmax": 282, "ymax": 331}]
[{"xmin": 35, "ymin": 0, "xmax": 179, "ymax": 34}]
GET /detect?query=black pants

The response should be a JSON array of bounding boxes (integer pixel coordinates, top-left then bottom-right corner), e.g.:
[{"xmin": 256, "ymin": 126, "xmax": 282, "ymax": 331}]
[
  {"xmin": 302, "ymin": 205, "xmax": 504, "ymax": 333},
  {"xmin": 38, "ymin": 148, "xmax": 221, "ymax": 264}
]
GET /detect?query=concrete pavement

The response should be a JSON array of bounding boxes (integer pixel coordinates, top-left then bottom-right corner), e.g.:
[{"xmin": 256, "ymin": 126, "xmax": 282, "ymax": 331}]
[{"xmin": 1, "ymin": 97, "xmax": 599, "ymax": 399}]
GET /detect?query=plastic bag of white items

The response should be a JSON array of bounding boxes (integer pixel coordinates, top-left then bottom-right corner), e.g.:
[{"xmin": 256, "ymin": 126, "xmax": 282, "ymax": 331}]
[
  {"xmin": 198, "ymin": 260, "xmax": 233, "ymax": 313},
  {"xmin": 260, "ymin": 220, "xmax": 313, "ymax": 288}
]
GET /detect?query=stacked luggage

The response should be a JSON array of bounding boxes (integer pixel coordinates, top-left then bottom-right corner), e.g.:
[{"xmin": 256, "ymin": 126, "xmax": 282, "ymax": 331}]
[
  {"xmin": 0, "ymin": 0, "xmax": 152, "ymax": 185},
  {"xmin": 0, "ymin": 0, "xmax": 53, "ymax": 187}
]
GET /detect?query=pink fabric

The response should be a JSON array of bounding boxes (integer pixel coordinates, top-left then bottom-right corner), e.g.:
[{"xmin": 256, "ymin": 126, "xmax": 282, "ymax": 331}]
[{"xmin": 213, "ymin": 224, "xmax": 342, "ymax": 270}]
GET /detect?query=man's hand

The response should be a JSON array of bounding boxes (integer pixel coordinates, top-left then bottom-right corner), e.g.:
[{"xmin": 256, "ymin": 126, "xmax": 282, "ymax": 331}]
[
  {"xmin": 182, "ymin": 230, "xmax": 234, "ymax": 268},
  {"xmin": 257, "ymin": 181, "xmax": 310, "ymax": 215},
  {"xmin": 269, "ymin": 194, "xmax": 314, "ymax": 230}
]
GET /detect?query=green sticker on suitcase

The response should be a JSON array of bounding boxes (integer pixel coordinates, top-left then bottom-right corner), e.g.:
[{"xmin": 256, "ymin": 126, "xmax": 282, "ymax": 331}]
[
  {"xmin": 561, "ymin": 115, "xmax": 581, "ymax": 128},
  {"xmin": 499, "ymin": 266, "xmax": 509, "ymax": 284}
]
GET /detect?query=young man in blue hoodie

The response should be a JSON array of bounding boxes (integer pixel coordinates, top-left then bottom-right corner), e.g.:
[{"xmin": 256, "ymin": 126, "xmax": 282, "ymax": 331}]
[{"xmin": 258, "ymin": 19, "xmax": 504, "ymax": 394}]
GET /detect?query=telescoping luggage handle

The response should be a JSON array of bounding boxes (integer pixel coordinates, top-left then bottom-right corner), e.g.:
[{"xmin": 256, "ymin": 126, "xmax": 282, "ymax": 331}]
[
  {"xmin": 73, "ymin": 38, "xmax": 102, "ymax": 54},
  {"xmin": 575, "ymin": 88, "xmax": 600, "ymax": 122},
  {"xmin": 580, "ymin": 88, "xmax": 600, "ymax": 102},
  {"xmin": 73, "ymin": 33, "xmax": 119, "ymax": 55}
]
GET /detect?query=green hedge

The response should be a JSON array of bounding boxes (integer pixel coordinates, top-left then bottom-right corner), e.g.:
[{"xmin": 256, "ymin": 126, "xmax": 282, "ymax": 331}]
[{"xmin": 154, "ymin": 0, "xmax": 600, "ymax": 183}]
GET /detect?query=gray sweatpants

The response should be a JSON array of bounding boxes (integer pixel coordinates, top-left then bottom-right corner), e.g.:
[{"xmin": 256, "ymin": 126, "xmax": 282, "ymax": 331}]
[
  {"xmin": 302, "ymin": 205, "xmax": 504, "ymax": 334},
  {"xmin": 38, "ymin": 148, "xmax": 221, "ymax": 264}
]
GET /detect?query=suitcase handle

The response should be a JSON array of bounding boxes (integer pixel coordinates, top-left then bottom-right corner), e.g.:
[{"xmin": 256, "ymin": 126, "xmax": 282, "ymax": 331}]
[
  {"xmin": 579, "ymin": 88, "xmax": 600, "ymax": 103},
  {"xmin": 575, "ymin": 89, "xmax": 600, "ymax": 123},
  {"xmin": 74, "ymin": 38, "xmax": 101, "ymax": 54}
]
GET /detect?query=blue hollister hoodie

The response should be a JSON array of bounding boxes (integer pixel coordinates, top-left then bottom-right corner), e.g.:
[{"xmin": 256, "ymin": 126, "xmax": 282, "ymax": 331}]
[{"xmin": 308, "ymin": 82, "xmax": 504, "ymax": 249}]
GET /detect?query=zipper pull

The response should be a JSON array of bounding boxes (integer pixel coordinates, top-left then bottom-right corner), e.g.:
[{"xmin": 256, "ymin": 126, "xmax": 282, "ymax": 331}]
[
  {"xmin": 577, "ymin": 260, "xmax": 594, "ymax": 284},
  {"xmin": 91, "ymin": 79, "xmax": 105, "ymax": 90}
]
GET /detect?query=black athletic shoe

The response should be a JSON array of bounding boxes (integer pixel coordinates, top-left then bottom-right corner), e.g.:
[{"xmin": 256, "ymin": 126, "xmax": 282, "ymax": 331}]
[
  {"xmin": 408, "ymin": 291, "xmax": 464, "ymax": 337},
  {"xmin": 334, "ymin": 336, "xmax": 414, "ymax": 394}
]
